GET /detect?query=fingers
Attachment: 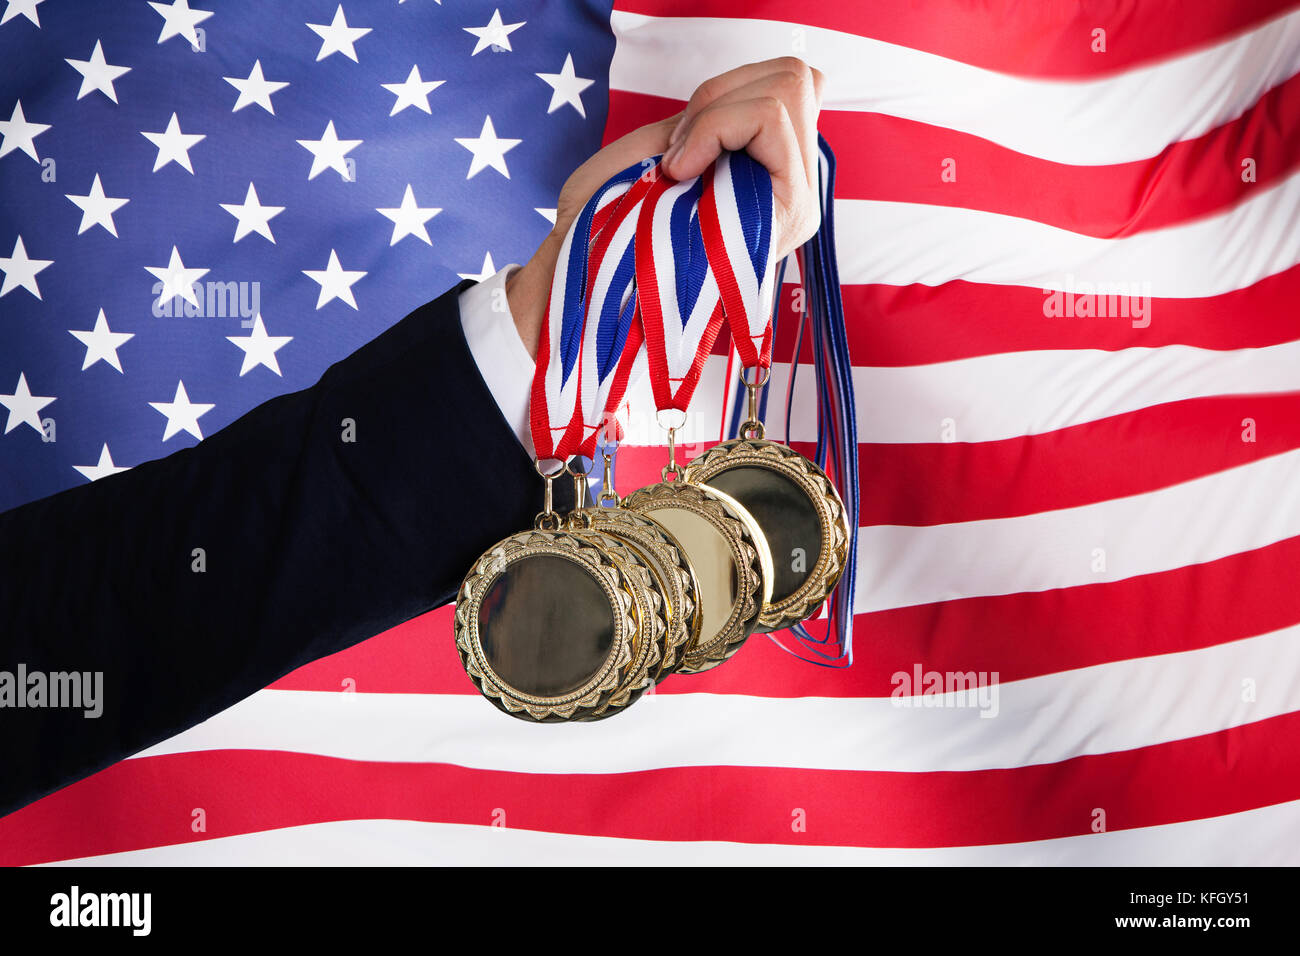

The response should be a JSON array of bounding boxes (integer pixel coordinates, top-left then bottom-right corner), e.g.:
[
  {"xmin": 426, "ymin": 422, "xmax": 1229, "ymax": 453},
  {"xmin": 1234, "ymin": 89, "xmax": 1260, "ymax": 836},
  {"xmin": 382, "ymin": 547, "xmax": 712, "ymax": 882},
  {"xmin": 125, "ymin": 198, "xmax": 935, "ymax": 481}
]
[
  {"xmin": 669, "ymin": 57, "xmax": 823, "ymax": 182},
  {"xmin": 672, "ymin": 57, "xmax": 820, "ymax": 139},
  {"xmin": 666, "ymin": 68, "xmax": 820, "ymax": 190},
  {"xmin": 663, "ymin": 95, "xmax": 802, "ymax": 188},
  {"xmin": 551, "ymin": 57, "xmax": 824, "ymax": 260},
  {"xmin": 660, "ymin": 57, "xmax": 823, "ymax": 256},
  {"xmin": 664, "ymin": 95, "xmax": 818, "ymax": 258}
]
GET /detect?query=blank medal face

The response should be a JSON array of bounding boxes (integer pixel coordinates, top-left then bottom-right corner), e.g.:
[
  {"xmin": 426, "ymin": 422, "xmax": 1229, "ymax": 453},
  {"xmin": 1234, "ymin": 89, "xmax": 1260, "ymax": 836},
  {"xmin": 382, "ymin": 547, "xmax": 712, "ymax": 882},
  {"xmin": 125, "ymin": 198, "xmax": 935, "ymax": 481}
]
[
  {"xmin": 478, "ymin": 555, "xmax": 614, "ymax": 697},
  {"xmin": 645, "ymin": 507, "xmax": 739, "ymax": 649},
  {"xmin": 705, "ymin": 466, "xmax": 821, "ymax": 605}
]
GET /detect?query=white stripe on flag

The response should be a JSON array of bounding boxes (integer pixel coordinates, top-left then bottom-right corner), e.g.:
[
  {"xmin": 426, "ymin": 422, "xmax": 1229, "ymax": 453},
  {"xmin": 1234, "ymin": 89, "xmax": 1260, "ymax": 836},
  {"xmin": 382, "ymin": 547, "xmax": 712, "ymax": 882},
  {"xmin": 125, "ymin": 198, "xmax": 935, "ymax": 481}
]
[
  {"xmin": 133, "ymin": 621, "xmax": 1300, "ymax": 774},
  {"xmin": 610, "ymin": 8, "xmax": 1300, "ymax": 166},
  {"xmin": 855, "ymin": 449, "xmax": 1300, "ymax": 611},
  {"xmin": 832, "ymin": 171, "xmax": 1300, "ymax": 297},
  {"xmin": 618, "ymin": 342, "xmax": 1300, "ymax": 447}
]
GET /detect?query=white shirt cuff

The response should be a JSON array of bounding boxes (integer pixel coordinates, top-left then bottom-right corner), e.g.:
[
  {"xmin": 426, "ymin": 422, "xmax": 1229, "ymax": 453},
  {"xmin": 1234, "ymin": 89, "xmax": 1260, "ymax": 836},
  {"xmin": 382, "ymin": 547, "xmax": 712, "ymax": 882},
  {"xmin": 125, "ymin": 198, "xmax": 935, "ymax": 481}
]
[{"xmin": 458, "ymin": 264, "xmax": 536, "ymax": 458}]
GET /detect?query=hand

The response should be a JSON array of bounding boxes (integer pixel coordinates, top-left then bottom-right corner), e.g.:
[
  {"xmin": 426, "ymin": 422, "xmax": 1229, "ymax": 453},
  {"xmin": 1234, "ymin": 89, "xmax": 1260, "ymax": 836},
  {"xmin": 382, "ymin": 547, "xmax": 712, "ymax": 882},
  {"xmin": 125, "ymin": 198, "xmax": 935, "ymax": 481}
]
[{"xmin": 506, "ymin": 57, "xmax": 826, "ymax": 359}]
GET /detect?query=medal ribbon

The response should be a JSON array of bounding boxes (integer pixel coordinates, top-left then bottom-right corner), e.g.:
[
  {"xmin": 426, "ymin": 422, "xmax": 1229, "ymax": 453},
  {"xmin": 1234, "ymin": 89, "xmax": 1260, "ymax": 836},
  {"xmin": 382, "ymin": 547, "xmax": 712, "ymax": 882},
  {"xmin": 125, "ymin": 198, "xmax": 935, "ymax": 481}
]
[
  {"xmin": 529, "ymin": 161, "xmax": 653, "ymax": 461},
  {"xmin": 750, "ymin": 136, "xmax": 860, "ymax": 668},
  {"xmin": 635, "ymin": 169, "xmax": 726, "ymax": 414},
  {"xmin": 714, "ymin": 138, "xmax": 858, "ymax": 667},
  {"xmin": 697, "ymin": 150, "xmax": 777, "ymax": 372},
  {"xmin": 536, "ymin": 151, "xmax": 777, "ymax": 460}
]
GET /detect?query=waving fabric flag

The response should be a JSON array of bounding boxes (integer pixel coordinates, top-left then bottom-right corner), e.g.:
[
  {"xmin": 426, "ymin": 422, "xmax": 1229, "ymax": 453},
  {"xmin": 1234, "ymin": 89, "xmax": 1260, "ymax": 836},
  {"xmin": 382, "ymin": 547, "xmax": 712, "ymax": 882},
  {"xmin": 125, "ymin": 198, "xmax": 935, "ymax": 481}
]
[{"xmin": 2, "ymin": 0, "xmax": 1300, "ymax": 864}]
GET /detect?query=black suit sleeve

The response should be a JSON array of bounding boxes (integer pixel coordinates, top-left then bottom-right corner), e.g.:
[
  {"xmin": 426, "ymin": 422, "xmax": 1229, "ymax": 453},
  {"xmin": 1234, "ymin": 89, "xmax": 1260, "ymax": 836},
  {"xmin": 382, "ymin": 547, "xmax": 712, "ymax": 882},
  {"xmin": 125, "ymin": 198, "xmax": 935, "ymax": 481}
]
[{"xmin": 0, "ymin": 281, "xmax": 568, "ymax": 819}]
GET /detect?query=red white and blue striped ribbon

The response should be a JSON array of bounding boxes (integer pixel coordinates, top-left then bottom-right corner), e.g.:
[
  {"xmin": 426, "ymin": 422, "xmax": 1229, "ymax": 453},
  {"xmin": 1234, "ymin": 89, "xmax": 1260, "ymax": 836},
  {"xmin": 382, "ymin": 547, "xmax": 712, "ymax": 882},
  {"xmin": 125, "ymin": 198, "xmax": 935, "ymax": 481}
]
[
  {"xmin": 529, "ymin": 160, "xmax": 650, "ymax": 461},
  {"xmin": 699, "ymin": 151, "xmax": 778, "ymax": 371},
  {"xmin": 577, "ymin": 174, "xmax": 657, "ymax": 457},
  {"xmin": 635, "ymin": 169, "xmax": 726, "ymax": 413}
]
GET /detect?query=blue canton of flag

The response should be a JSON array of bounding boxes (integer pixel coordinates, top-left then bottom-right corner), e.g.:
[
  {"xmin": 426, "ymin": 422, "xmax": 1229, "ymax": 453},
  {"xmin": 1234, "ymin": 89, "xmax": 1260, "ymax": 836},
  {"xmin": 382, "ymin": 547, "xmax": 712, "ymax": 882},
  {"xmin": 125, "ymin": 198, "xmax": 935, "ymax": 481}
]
[{"xmin": 0, "ymin": 0, "xmax": 616, "ymax": 513}]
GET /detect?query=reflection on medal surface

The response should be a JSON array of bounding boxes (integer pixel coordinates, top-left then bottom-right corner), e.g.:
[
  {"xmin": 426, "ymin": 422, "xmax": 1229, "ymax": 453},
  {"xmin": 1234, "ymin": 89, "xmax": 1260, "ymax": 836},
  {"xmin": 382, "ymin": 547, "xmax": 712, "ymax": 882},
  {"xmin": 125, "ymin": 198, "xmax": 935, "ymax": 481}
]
[
  {"xmin": 569, "ymin": 506, "xmax": 700, "ymax": 681},
  {"xmin": 622, "ymin": 481, "xmax": 772, "ymax": 673},
  {"xmin": 644, "ymin": 505, "xmax": 736, "ymax": 649},
  {"xmin": 705, "ymin": 466, "xmax": 821, "ymax": 606},
  {"xmin": 479, "ymin": 554, "xmax": 614, "ymax": 698},
  {"xmin": 685, "ymin": 438, "xmax": 850, "ymax": 633},
  {"xmin": 455, "ymin": 529, "xmax": 648, "ymax": 722}
]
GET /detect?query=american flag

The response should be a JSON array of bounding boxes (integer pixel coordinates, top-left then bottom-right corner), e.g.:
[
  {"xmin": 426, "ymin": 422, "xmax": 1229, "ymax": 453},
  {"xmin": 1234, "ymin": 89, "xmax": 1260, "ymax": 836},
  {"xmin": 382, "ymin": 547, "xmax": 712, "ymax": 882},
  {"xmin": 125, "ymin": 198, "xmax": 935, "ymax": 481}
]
[{"xmin": 2, "ymin": 0, "xmax": 1299, "ymax": 864}]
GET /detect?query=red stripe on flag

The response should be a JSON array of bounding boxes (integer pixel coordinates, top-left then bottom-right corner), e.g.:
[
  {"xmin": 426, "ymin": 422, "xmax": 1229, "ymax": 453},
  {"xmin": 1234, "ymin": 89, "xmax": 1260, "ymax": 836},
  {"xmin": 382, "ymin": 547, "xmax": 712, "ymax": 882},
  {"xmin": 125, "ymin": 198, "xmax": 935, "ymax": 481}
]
[
  {"xmin": 750, "ymin": 264, "xmax": 1300, "ymax": 368},
  {"xmin": 605, "ymin": 78, "xmax": 1300, "ymax": 237},
  {"xmin": 4, "ymin": 710, "xmax": 1299, "ymax": 864},
  {"xmin": 669, "ymin": 537, "xmax": 1300, "ymax": 696},
  {"xmin": 604, "ymin": 394, "xmax": 1300, "ymax": 527}
]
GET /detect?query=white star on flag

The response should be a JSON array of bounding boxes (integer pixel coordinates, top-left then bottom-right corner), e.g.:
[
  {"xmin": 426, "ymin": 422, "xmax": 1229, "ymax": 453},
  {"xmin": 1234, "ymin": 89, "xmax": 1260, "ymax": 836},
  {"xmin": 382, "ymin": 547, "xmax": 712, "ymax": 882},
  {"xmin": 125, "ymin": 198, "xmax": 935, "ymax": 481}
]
[
  {"xmin": 454, "ymin": 115, "xmax": 520, "ymax": 179},
  {"xmin": 458, "ymin": 251, "xmax": 498, "ymax": 283},
  {"xmin": 464, "ymin": 9, "xmax": 524, "ymax": 55},
  {"xmin": 219, "ymin": 182, "xmax": 284, "ymax": 243},
  {"xmin": 536, "ymin": 54, "xmax": 593, "ymax": 117},
  {"xmin": 297, "ymin": 120, "xmax": 361, "ymax": 181},
  {"xmin": 148, "ymin": 0, "xmax": 212, "ymax": 48},
  {"xmin": 149, "ymin": 380, "xmax": 213, "ymax": 441},
  {"xmin": 307, "ymin": 4, "xmax": 371, "ymax": 62},
  {"xmin": 68, "ymin": 309, "xmax": 134, "ymax": 372},
  {"xmin": 224, "ymin": 60, "xmax": 289, "ymax": 115},
  {"xmin": 140, "ymin": 112, "xmax": 205, "ymax": 174},
  {"xmin": 535, "ymin": 208, "xmax": 557, "ymax": 225},
  {"xmin": 381, "ymin": 65, "xmax": 444, "ymax": 116},
  {"xmin": 0, "ymin": 235, "xmax": 52, "ymax": 298},
  {"xmin": 73, "ymin": 444, "xmax": 130, "ymax": 482},
  {"xmin": 145, "ymin": 246, "xmax": 208, "ymax": 309},
  {"xmin": 377, "ymin": 184, "xmax": 441, "ymax": 246},
  {"xmin": 65, "ymin": 40, "xmax": 132, "ymax": 103},
  {"xmin": 0, "ymin": 99, "xmax": 50, "ymax": 162},
  {"xmin": 65, "ymin": 174, "xmax": 130, "ymax": 237},
  {"xmin": 1, "ymin": 0, "xmax": 45, "ymax": 28},
  {"xmin": 0, "ymin": 372, "xmax": 54, "ymax": 435},
  {"xmin": 303, "ymin": 249, "xmax": 366, "ymax": 310},
  {"xmin": 227, "ymin": 314, "xmax": 293, "ymax": 376}
]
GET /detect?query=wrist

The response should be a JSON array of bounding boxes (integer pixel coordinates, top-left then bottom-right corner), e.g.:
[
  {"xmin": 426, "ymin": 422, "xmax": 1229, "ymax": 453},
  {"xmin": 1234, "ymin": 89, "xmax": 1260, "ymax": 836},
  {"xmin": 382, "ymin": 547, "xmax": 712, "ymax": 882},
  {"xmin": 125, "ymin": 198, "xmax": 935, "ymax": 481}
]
[{"xmin": 505, "ymin": 232, "xmax": 563, "ymax": 360}]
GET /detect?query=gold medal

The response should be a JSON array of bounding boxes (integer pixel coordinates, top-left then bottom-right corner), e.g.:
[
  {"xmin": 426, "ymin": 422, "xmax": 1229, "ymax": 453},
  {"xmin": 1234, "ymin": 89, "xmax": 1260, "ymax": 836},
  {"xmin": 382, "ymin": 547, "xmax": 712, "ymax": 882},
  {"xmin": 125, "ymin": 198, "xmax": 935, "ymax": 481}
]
[
  {"xmin": 568, "ymin": 450, "xmax": 702, "ymax": 681},
  {"xmin": 622, "ymin": 423, "xmax": 774, "ymax": 673},
  {"xmin": 684, "ymin": 369, "xmax": 851, "ymax": 632},
  {"xmin": 455, "ymin": 461, "xmax": 670, "ymax": 721}
]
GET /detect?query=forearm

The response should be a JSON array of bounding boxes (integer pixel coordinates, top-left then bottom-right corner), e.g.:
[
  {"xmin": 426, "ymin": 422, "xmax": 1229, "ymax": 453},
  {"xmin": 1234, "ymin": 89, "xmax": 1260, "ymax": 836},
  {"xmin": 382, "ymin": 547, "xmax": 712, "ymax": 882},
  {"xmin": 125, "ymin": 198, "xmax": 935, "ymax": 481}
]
[{"xmin": 0, "ymin": 282, "xmax": 564, "ymax": 817}]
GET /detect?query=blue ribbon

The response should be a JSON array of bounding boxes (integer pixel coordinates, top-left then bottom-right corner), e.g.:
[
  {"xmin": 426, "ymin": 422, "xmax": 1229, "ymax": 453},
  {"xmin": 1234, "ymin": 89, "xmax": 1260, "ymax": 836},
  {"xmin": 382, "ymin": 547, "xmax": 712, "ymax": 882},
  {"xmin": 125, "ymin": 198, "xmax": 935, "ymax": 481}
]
[{"xmin": 730, "ymin": 136, "xmax": 859, "ymax": 668}]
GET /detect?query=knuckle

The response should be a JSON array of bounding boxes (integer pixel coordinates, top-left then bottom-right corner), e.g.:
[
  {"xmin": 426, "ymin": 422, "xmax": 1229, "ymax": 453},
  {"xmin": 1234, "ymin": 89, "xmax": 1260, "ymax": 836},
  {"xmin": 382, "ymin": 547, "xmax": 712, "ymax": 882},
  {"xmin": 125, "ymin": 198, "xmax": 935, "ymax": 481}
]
[
  {"xmin": 690, "ymin": 99, "xmax": 723, "ymax": 131},
  {"xmin": 773, "ymin": 69, "xmax": 803, "ymax": 98},
  {"xmin": 775, "ymin": 55, "xmax": 808, "ymax": 79},
  {"xmin": 783, "ymin": 57, "xmax": 815, "ymax": 92},
  {"xmin": 758, "ymin": 95, "xmax": 788, "ymax": 122},
  {"xmin": 692, "ymin": 76, "xmax": 722, "ymax": 108}
]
